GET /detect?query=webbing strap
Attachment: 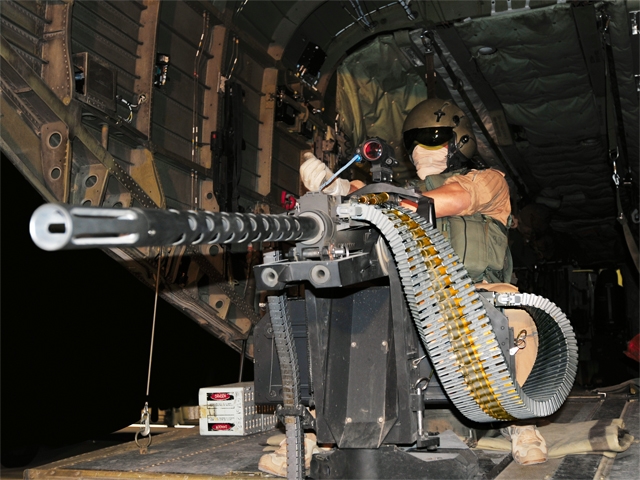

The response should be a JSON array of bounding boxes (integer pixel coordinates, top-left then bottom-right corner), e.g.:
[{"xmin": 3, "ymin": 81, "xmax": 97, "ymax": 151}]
[
  {"xmin": 601, "ymin": 8, "xmax": 638, "ymax": 271},
  {"xmin": 602, "ymin": 10, "xmax": 629, "ymax": 169},
  {"xmin": 423, "ymin": 38, "xmax": 436, "ymax": 99},
  {"xmin": 616, "ymin": 191, "xmax": 639, "ymax": 271}
]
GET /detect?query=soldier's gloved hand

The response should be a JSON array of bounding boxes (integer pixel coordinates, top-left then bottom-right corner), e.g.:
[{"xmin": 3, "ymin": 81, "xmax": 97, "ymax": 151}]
[{"xmin": 300, "ymin": 153, "xmax": 350, "ymax": 196}]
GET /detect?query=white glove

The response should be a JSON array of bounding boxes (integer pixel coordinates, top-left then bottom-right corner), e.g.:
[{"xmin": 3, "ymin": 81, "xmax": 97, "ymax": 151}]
[{"xmin": 300, "ymin": 153, "xmax": 350, "ymax": 196}]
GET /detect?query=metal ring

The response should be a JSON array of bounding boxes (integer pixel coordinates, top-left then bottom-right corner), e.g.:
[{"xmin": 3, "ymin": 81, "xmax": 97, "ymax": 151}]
[
  {"xmin": 413, "ymin": 376, "xmax": 430, "ymax": 391},
  {"xmin": 310, "ymin": 265, "xmax": 330, "ymax": 284},
  {"xmin": 609, "ymin": 148, "xmax": 619, "ymax": 161},
  {"xmin": 135, "ymin": 430, "xmax": 152, "ymax": 449}
]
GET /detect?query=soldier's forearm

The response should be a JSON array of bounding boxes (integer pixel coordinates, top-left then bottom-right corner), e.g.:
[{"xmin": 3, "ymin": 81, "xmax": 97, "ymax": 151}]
[{"xmin": 422, "ymin": 183, "xmax": 472, "ymax": 218}]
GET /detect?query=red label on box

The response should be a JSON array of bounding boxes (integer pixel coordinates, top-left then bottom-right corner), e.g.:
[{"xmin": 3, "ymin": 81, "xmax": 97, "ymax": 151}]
[
  {"xmin": 208, "ymin": 392, "xmax": 235, "ymax": 401},
  {"xmin": 209, "ymin": 423, "xmax": 235, "ymax": 431}
]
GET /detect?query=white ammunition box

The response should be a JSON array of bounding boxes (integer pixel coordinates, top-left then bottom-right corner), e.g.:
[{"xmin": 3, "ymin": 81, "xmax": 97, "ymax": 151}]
[{"xmin": 199, "ymin": 382, "xmax": 277, "ymax": 436}]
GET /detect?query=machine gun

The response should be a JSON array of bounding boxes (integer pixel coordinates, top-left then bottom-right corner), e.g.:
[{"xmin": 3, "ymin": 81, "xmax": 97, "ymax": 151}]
[{"xmin": 29, "ymin": 186, "xmax": 578, "ymax": 479}]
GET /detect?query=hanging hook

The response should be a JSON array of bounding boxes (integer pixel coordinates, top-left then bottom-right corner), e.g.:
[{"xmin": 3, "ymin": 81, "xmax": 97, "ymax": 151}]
[
  {"xmin": 135, "ymin": 249, "xmax": 163, "ymax": 451},
  {"xmin": 135, "ymin": 401, "xmax": 152, "ymax": 449},
  {"xmin": 611, "ymin": 150, "xmax": 621, "ymax": 187},
  {"xmin": 509, "ymin": 329, "xmax": 528, "ymax": 355}
]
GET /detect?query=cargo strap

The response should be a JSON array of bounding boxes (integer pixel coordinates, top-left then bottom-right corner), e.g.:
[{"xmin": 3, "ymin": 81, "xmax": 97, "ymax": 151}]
[
  {"xmin": 268, "ymin": 295, "xmax": 304, "ymax": 479},
  {"xmin": 612, "ymin": 164, "xmax": 639, "ymax": 271},
  {"xmin": 600, "ymin": 8, "xmax": 639, "ymax": 271},
  {"xmin": 601, "ymin": 9, "xmax": 629, "ymax": 168},
  {"xmin": 337, "ymin": 202, "xmax": 578, "ymax": 422}
]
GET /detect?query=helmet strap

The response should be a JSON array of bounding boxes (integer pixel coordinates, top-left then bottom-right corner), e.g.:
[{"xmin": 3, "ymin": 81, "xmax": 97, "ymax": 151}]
[
  {"xmin": 444, "ymin": 138, "xmax": 487, "ymax": 172},
  {"xmin": 444, "ymin": 139, "xmax": 466, "ymax": 172}
]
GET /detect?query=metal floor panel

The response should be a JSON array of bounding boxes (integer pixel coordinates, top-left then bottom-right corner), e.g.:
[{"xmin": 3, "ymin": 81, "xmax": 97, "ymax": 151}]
[
  {"xmin": 24, "ymin": 428, "xmax": 279, "ymax": 479},
  {"xmin": 548, "ymin": 397, "xmax": 604, "ymax": 424},
  {"xmin": 22, "ymin": 396, "xmax": 639, "ymax": 480},
  {"xmin": 494, "ymin": 394, "xmax": 639, "ymax": 480}
]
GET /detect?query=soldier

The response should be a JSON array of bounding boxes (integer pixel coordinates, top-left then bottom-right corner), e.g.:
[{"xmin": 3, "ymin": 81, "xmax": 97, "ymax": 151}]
[
  {"xmin": 259, "ymin": 98, "xmax": 547, "ymax": 476},
  {"xmin": 398, "ymin": 97, "xmax": 547, "ymax": 466},
  {"xmin": 301, "ymin": 97, "xmax": 514, "ymax": 286}
]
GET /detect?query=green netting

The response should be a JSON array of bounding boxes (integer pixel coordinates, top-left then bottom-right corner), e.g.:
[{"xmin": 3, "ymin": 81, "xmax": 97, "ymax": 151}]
[{"xmin": 336, "ymin": 34, "xmax": 427, "ymax": 182}]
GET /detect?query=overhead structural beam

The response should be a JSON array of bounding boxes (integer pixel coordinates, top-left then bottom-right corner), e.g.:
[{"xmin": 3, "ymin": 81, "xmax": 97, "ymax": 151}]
[
  {"xmin": 41, "ymin": 1, "xmax": 73, "ymax": 105},
  {"xmin": 39, "ymin": 1, "xmax": 74, "ymax": 202},
  {"xmin": 1, "ymin": 36, "xmax": 159, "ymax": 208},
  {"xmin": 133, "ymin": 0, "xmax": 161, "ymax": 138},
  {"xmin": 256, "ymin": 68, "xmax": 278, "ymax": 196},
  {"xmin": 432, "ymin": 28, "xmax": 536, "ymax": 198},
  {"xmin": 267, "ymin": 1, "xmax": 324, "ymax": 61},
  {"xmin": 129, "ymin": 1, "xmax": 166, "ymax": 209}
]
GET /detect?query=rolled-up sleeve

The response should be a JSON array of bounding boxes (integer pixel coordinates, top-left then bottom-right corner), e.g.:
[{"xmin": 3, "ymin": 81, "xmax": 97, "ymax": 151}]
[{"xmin": 443, "ymin": 169, "xmax": 511, "ymax": 226}]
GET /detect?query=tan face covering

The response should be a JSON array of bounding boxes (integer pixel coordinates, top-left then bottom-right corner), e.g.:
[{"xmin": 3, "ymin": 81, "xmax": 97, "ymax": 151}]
[{"xmin": 412, "ymin": 144, "xmax": 448, "ymax": 180}]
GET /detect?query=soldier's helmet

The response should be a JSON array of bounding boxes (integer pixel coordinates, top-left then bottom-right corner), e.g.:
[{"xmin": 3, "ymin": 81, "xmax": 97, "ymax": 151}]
[{"xmin": 402, "ymin": 98, "xmax": 477, "ymax": 160}]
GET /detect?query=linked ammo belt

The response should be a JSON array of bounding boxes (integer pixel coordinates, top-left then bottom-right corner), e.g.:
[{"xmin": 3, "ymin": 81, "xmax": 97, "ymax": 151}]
[
  {"xmin": 338, "ymin": 202, "xmax": 578, "ymax": 422},
  {"xmin": 267, "ymin": 295, "xmax": 304, "ymax": 479}
]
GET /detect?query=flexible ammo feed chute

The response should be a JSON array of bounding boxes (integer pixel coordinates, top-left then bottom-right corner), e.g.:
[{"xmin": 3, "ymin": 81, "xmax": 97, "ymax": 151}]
[{"xmin": 338, "ymin": 202, "xmax": 578, "ymax": 422}]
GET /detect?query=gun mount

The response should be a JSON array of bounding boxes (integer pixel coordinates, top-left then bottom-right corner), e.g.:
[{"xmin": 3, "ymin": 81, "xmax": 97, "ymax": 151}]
[{"xmin": 29, "ymin": 190, "xmax": 578, "ymax": 479}]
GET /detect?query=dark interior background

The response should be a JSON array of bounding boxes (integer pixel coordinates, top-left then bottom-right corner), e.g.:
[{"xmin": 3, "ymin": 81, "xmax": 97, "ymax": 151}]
[{"xmin": 1, "ymin": 157, "xmax": 254, "ymax": 465}]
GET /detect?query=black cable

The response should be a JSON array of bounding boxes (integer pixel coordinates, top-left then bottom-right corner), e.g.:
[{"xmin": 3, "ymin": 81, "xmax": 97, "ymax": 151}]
[
  {"xmin": 361, "ymin": 0, "xmax": 375, "ymax": 25},
  {"xmin": 602, "ymin": 7, "xmax": 629, "ymax": 169},
  {"xmin": 461, "ymin": 216, "xmax": 468, "ymax": 265}
]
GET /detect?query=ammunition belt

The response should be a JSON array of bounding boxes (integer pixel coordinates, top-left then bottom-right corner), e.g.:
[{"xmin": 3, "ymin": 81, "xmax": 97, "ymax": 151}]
[
  {"xmin": 339, "ymin": 203, "xmax": 578, "ymax": 422},
  {"xmin": 267, "ymin": 295, "xmax": 304, "ymax": 479}
]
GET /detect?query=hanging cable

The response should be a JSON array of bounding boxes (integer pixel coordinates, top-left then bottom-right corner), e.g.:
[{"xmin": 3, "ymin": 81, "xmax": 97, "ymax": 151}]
[
  {"xmin": 235, "ymin": 0, "xmax": 249, "ymax": 17},
  {"xmin": 342, "ymin": 0, "xmax": 375, "ymax": 31},
  {"xmin": 600, "ymin": 7, "xmax": 639, "ymax": 271},
  {"xmin": 116, "ymin": 94, "xmax": 147, "ymax": 124},
  {"xmin": 225, "ymin": 35, "xmax": 240, "ymax": 81},
  {"xmin": 397, "ymin": 0, "xmax": 416, "ymax": 21},
  {"xmin": 359, "ymin": 0, "xmax": 375, "ymax": 24},
  {"xmin": 147, "ymin": 251, "xmax": 163, "ymax": 396},
  {"xmin": 135, "ymin": 248, "xmax": 163, "ymax": 450},
  {"xmin": 192, "ymin": 12, "xmax": 209, "ymax": 168}
]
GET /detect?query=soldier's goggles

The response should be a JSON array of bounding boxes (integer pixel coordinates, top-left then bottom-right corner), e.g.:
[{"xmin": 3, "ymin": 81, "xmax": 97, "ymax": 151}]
[{"xmin": 403, "ymin": 127, "xmax": 453, "ymax": 152}]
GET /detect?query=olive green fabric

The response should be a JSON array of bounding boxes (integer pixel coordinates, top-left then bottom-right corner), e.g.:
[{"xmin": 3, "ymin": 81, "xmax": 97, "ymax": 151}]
[
  {"xmin": 450, "ymin": 1, "xmax": 638, "ymax": 266},
  {"xmin": 336, "ymin": 34, "xmax": 427, "ymax": 183},
  {"xmin": 336, "ymin": 1, "xmax": 638, "ymax": 266},
  {"xmin": 423, "ymin": 171, "xmax": 512, "ymax": 284}
]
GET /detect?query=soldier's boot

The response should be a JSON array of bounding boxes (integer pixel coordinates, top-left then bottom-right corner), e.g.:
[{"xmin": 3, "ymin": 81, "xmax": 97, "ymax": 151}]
[
  {"xmin": 505, "ymin": 425, "xmax": 548, "ymax": 465},
  {"xmin": 258, "ymin": 433, "xmax": 321, "ymax": 477}
]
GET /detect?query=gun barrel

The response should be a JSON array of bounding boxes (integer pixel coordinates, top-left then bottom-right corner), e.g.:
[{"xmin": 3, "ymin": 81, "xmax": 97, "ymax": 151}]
[{"xmin": 29, "ymin": 204, "xmax": 321, "ymax": 251}]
